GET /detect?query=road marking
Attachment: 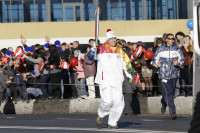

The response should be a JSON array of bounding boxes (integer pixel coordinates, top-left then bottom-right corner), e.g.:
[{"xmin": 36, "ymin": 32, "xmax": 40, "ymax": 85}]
[
  {"xmin": 0, "ymin": 126, "xmax": 187, "ymax": 133},
  {"xmin": 6, "ymin": 117, "xmax": 16, "ymax": 119},
  {"xmin": 55, "ymin": 118, "xmax": 89, "ymax": 120},
  {"xmin": 141, "ymin": 119, "xmax": 164, "ymax": 122}
]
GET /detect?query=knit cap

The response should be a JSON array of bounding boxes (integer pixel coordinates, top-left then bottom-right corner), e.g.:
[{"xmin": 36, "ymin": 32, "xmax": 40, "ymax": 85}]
[
  {"xmin": 5, "ymin": 50, "xmax": 12, "ymax": 56},
  {"xmin": 54, "ymin": 40, "xmax": 61, "ymax": 46},
  {"xmin": 106, "ymin": 29, "xmax": 117, "ymax": 40},
  {"xmin": 44, "ymin": 43, "xmax": 50, "ymax": 49}
]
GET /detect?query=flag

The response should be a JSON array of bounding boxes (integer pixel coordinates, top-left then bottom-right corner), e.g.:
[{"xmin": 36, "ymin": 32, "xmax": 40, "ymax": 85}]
[
  {"xmin": 61, "ymin": 60, "xmax": 70, "ymax": 69},
  {"xmin": 2, "ymin": 56, "xmax": 7, "ymax": 64},
  {"xmin": 50, "ymin": 65, "xmax": 55, "ymax": 69},
  {"xmin": 13, "ymin": 48, "xmax": 25, "ymax": 60},
  {"xmin": 135, "ymin": 73, "xmax": 141, "ymax": 85},
  {"xmin": 38, "ymin": 60, "xmax": 45, "ymax": 72},
  {"xmin": 133, "ymin": 46, "xmax": 145, "ymax": 57},
  {"xmin": 130, "ymin": 55, "xmax": 134, "ymax": 62}
]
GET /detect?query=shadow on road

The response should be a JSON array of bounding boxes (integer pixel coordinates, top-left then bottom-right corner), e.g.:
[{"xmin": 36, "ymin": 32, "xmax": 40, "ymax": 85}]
[{"xmin": 118, "ymin": 122, "xmax": 141, "ymax": 128}]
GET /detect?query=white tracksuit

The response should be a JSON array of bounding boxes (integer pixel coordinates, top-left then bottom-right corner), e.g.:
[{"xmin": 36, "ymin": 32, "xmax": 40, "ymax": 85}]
[{"xmin": 93, "ymin": 43, "xmax": 132, "ymax": 126}]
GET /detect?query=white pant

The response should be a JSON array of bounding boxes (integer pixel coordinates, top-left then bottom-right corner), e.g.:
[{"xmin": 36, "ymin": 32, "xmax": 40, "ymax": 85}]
[
  {"xmin": 98, "ymin": 84, "xmax": 124, "ymax": 126},
  {"xmin": 86, "ymin": 76, "xmax": 96, "ymax": 98}
]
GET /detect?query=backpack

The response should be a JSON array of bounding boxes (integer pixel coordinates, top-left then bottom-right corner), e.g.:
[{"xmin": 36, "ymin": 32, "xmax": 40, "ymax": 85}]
[{"xmin": 3, "ymin": 98, "xmax": 16, "ymax": 114}]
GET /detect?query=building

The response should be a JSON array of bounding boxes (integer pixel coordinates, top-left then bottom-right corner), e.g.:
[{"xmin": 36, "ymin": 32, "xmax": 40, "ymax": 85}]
[{"xmin": 0, "ymin": 0, "xmax": 193, "ymax": 49}]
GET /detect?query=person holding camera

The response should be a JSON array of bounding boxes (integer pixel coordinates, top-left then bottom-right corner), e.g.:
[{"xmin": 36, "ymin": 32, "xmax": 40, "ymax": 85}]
[{"xmin": 175, "ymin": 32, "xmax": 193, "ymax": 96}]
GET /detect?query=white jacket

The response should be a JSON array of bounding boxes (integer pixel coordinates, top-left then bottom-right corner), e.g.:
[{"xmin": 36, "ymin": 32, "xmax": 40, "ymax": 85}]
[{"xmin": 93, "ymin": 43, "xmax": 133, "ymax": 86}]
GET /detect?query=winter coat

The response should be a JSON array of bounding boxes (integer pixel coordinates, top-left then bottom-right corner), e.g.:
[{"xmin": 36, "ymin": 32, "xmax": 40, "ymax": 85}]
[
  {"xmin": 25, "ymin": 56, "xmax": 49, "ymax": 76},
  {"xmin": 152, "ymin": 43, "xmax": 185, "ymax": 79},
  {"xmin": 3, "ymin": 65, "xmax": 15, "ymax": 79},
  {"xmin": 26, "ymin": 76, "xmax": 40, "ymax": 88},
  {"xmin": 0, "ymin": 67, "xmax": 7, "ymax": 92},
  {"xmin": 60, "ymin": 49, "xmax": 69, "ymax": 62},
  {"xmin": 88, "ymin": 42, "xmax": 133, "ymax": 86},
  {"xmin": 76, "ymin": 60, "xmax": 85, "ymax": 79},
  {"xmin": 83, "ymin": 53, "xmax": 96, "ymax": 78},
  {"xmin": 48, "ymin": 52, "xmax": 61, "ymax": 74},
  {"xmin": 123, "ymin": 71, "xmax": 136, "ymax": 93}
]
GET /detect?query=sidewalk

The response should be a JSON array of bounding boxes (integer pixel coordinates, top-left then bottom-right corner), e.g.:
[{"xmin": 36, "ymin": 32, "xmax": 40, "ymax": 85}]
[{"xmin": 0, "ymin": 96, "xmax": 194, "ymax": 115}]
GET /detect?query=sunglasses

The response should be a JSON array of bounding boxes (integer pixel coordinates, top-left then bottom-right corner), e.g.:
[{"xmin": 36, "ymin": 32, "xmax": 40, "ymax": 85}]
[{"xmin": 167, "ymin": 38, "xmax": 175, "ymax": 40}]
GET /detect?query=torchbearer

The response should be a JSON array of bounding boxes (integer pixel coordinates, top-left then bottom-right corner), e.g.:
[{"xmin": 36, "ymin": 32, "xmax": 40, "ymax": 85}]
[{"xmin": 87, "ymin": 29, "xmax": 133, "ymax": 129}]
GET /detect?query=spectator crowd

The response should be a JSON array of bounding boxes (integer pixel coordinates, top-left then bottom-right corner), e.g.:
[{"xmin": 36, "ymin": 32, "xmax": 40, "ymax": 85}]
[{"xmin": 0, "ymin": 31, "xmax": 193, "ymax": 105}]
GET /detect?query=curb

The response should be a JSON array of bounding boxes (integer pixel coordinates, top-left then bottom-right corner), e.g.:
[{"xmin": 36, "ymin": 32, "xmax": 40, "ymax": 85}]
[{"xmin": 0, "ymin": 96, "xmax": 194, "ymax": 115}]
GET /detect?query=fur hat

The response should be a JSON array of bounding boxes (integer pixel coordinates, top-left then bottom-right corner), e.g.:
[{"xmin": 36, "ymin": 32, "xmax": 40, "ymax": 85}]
[
  {"xmin": 74, "ymin": 50, "xmax": 81, "ymax": 55},
  {"xmin": 106, "ymin": 29, "xmax": 117, "ymax": 40}
]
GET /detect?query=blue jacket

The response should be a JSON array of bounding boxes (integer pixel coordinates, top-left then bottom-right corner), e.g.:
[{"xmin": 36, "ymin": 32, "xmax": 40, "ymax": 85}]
[{"xmin": 152, "ymin": 43, "xmax": 185, "ymax": 79}]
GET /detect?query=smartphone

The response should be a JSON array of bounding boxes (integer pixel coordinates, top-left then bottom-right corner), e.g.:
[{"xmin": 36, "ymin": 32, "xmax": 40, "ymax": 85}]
[{"xmin": 180, "ymin": 38, "xmax": 185, "ymax": 45}]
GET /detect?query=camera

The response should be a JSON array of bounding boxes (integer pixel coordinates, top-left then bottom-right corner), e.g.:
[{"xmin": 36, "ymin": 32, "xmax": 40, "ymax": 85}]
[{"xmin": 180, "ymin": 38, "xmax": 185, "ymax": 45}]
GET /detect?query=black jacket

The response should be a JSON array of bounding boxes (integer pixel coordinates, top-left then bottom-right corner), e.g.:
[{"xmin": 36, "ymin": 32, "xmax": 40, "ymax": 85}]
[
  {"xmin": 26, "ymin": 76, "xmax": 40, "ymax": 88},
  {"xmin": 48, "ymin": 52, "xmax": 60, "ymax": 67}
]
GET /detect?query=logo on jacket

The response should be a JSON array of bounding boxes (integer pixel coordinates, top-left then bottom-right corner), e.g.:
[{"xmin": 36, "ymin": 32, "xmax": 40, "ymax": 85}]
[
  {"xmin": 117, "ymin": 55, "xmax": 121, "ymax": 58},
  {"xmin": 172, "ymin": 52, "xmax": 178, "ymax": 56}
]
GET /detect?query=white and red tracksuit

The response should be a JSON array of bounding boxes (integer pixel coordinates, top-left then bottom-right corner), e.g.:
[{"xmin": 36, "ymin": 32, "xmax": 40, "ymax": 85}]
[{"xmin": 88, "ymin": 42, "xmax": 133, "ymax": 126}]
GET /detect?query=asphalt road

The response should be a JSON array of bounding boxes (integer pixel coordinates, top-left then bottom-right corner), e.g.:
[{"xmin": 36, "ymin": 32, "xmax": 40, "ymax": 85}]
[{"xmin": 0, "ymin": 113, "xmax": 191, "ymax": 133}]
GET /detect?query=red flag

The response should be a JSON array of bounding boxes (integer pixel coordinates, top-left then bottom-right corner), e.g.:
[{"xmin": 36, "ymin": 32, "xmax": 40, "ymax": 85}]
[
  {"xmin": 2, "ymin": 56, "xmax": 7, "ymax": 64},
  {"xmin": 14, "ymin": 48, "xmax": 25, "ymax": 60},
  {"xmin": 61, "ymin": 60, "xmax": 70, "ymax": 69},
  {"xmin": 133, "ymin": 46, "xmax": 145, "ymax": 57},
  {"xmin": 38, "ymin": 60, "xmax": 45, "ymax": 72},
  {"xmin": 50, "ymin": 65, "xmax": 55, "ymax": 69}
]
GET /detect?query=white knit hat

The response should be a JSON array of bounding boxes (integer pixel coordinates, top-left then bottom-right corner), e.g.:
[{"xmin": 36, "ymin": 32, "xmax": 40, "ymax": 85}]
[
  {"xmin": 74, "ymin": 50, "xmax": 81, "ymax": 55},
  {"xmin": 106, "ymin": 29, "xmax": 117, "ymax": 40}
]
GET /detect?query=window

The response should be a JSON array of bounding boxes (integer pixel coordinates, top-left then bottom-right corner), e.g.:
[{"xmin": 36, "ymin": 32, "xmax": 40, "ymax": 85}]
[
  {"xmin": 157, "ymin": 0, "xmax": 167, "ymax": 19},
  {"xmin": 11, "ymin": 1, "xmax": 23, "ymax": 22},
  {"xmin": 0, "ymin": 0, "xmax": 23, "ymax": 23},
  {"xmin": 63, "ymin": 0, "xmax": 81, "ymax": 3},
  {"xmin": 29, "ymin": 2, "xmax": 35, "ymax": 21},
  {"xmin": 83, "ymin": 0, "xmax": 95, "ymax": 21},
  {"xmin": 0, "ymin": 0, "xmax": 190, "ymax": 23},
  {"xmin": 132, "ymin": 0, "xmax": 142, "ymax": 20},
  {"xmin": 146, "ymin": 0, "xmax": 156, "ymax": 20},
  {"xmin": 23, "ymin": 0, "xmax": 32, "ymax": 22},
  {"xmin": 98, "ymin": 0, "xmax": 108, "ymax": 20},
  {"xmin": 178, "ymin": 0, "xmax": 188, "ymax": 19},
  {"xmin": 168, "ymin": 0, "xmax": 177, "ymax": 19},
  {"xmin": 3, "ymin": 1, "xmax": 12, "ymax": 22},
  {"xmin": 121, "ymin": 0, "xmax": 126, "ymax": 20},
  {"xmin": 162, "ymin": 0, "xmax": 167, "ymax": 19},
  {"xmin": 64, "ymin": 6, "xmax": 73, "ymax": 21},
  {"xmin": 110, "ymin": 0, "xmax": 120, "ymax": 20},
  {"xmin": 35, "ymin": 0, "xmax": 46, "ymax": 22},
  {"xmin": 51, "ymin": 0, "xmax": 62, "ymax": 22},
  {"xmin": 75, "ymin": 5, "xmax": 80, "ymax": 21}
]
